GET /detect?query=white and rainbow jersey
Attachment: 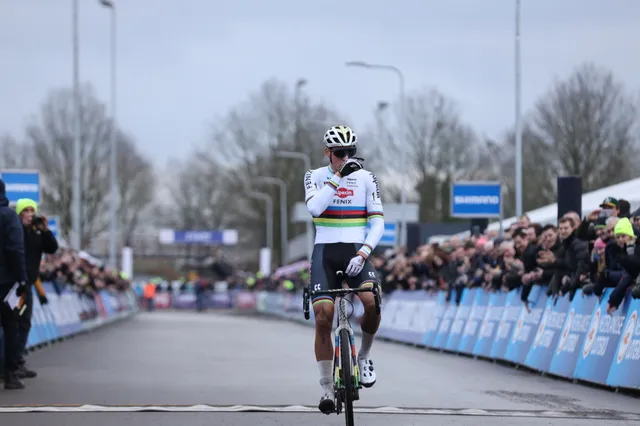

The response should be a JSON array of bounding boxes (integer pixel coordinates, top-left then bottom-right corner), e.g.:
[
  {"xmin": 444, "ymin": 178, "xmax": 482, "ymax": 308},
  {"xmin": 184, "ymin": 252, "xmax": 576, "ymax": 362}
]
[{"xmin": 304, "ymin": 166, "xmax": 385, "ymax": 254}]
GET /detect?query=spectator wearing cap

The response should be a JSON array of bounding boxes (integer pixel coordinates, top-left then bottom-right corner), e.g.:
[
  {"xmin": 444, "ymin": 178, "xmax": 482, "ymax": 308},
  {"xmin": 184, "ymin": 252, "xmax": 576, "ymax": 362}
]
[
  {"xmin": 606, "ymin": 217, "xmax": 640, "ymax": 314},
  {"xmin": 0, "ymin": 179, "xmax": 28, "ymax": 390},
  {"xmin": 14, "ymin": 198, "xmax": 58, "ymax": 381},
  {"xmin": 575, "ymin": 197, "xmax": 621, "ymax": 244}
]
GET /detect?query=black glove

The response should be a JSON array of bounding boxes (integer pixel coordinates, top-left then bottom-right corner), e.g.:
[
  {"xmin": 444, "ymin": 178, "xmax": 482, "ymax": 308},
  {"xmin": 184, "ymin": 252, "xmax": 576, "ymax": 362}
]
[
  {"xmin": 39, "ymin": 294, "xmax": 48, "ymax": 305},
  {"xmin": 16, "ymin": 281, "xmax": 27, "ymax": 296},
  {"xmin": 339, "ymin": 158, "xmax": 363, "ymax": 177}
]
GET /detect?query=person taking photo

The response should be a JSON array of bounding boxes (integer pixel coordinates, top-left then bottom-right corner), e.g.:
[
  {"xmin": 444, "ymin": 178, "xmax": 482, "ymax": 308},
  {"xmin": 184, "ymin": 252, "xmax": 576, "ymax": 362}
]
[{"xmin": 14, "ymin": 198, "xmax": 58, "ymax": 381}]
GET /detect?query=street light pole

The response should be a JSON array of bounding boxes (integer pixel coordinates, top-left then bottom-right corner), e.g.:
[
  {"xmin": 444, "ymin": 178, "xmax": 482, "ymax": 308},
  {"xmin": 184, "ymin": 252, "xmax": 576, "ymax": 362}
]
[
  {"xmin": 247, "ymin": 191, "xmax": 273, "ymax": 253},
  {"xmin": 515, "ymin": 0, "xmax": 523, "ymax": 218},
  {"xmin": 99, "ymin": 0, "xmax": 118, "ymax": 269},
  {"xmin": 255, "ymin": 176, "xmax": 288, "ymax": 264},
  {"xmin": 345, "ymin": 60, "xmax": 407, "ymax": 248},
  {"xmin": 275, "ymin": 151, "xmax": 313, "ymax": 260},
  {"xmin": 71, "ymin": 0, "xmax": 82, "ymax": 250}
]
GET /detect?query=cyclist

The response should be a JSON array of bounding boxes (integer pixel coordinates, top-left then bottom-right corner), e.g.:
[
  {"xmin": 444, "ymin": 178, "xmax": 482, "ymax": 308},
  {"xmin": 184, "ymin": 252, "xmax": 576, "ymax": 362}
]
[{"xmin": 304, "ymin": 125, "xmax": 384, "ymax": 414}]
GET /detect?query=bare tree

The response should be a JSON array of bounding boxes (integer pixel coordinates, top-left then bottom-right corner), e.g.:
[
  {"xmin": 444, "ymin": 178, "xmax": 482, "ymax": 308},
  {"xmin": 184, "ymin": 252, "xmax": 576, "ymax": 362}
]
[
  {"xmin": 531, "ymin": 62, "xmax": 639, "ymax": 192},
  {"xmin": 116, "ymin": 134, "xmax": 155, "ymax": 246},
  {"xmin": 169, "ymin": 150, "xmax": 234, "ymax": 230},
  {"xmin": 0, "ymin": 134, "xmax": 32, "ymax": 168},
  {"xmin": 485, "ymin": 126, "xmax": 556, "ymax": 217},
  {"xmin": 24, "ymin": 83, "xmax": 151, "ymax": 247},
  {"xmin": 375, "ymin": 87, "xmax": 484, "ymax": 221},
  {"xmin": 194, "ymin": 79, "xmax": 347, "ymax": 264}
]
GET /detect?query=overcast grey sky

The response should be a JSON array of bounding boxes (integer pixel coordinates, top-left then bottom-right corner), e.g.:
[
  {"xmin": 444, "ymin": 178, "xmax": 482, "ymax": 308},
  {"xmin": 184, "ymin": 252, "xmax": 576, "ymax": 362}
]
[{"xmin": 2, "ymin": 0, "xmax": 639, "ymax": 168}]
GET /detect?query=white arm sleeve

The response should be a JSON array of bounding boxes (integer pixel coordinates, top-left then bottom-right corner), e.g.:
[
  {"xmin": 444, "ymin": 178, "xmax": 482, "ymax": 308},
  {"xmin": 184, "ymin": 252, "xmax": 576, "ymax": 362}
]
[
  {"xmin": 358, "ymin": 172, "xmax": 385, "ymax": 258},
  {"xmin": 304, "ymin": 170, "xmax": 341, "ymax": 217}
]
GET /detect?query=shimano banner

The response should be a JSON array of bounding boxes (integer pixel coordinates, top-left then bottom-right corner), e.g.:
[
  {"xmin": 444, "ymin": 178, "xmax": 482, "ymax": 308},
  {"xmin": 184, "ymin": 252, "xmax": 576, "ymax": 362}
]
[{"xmin": 450, "ymin": 181, "xmax": 502, "ymax": 218}]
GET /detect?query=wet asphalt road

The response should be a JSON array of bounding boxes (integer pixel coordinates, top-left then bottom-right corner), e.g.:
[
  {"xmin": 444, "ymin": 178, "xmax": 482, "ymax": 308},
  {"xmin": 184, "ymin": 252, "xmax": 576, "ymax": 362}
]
[{"xmin": 0, "ymin": 310, "xmax": 638, "ymax": 426}]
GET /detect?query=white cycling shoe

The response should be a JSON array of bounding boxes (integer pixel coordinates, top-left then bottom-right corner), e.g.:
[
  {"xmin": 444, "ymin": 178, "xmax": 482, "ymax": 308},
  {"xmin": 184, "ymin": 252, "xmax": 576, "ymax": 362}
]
[
  {"xmin": 358, "ymin": 357, "xmax": 376, "ymax": 388},
  {"xmin": 318, "ymin": 391, "xmax": 335, "ymax": 414}
]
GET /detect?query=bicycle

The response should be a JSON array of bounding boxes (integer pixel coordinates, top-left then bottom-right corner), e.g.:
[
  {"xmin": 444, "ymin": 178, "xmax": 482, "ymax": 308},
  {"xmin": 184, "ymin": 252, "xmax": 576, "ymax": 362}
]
[{"xmin": 302, "ymin": 271, "xmax": 382, "ymax": 426}]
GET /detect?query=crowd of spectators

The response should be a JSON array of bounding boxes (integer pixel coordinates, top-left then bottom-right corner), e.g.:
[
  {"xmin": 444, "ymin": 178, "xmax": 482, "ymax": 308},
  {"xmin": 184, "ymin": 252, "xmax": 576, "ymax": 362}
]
[
  {"xmin": 370, "ymin": 196, "xmax": 640, "ymax": 314},
  {"xmin": 39, "ymin": 248, "xmax": 131, "ymax": 298}
]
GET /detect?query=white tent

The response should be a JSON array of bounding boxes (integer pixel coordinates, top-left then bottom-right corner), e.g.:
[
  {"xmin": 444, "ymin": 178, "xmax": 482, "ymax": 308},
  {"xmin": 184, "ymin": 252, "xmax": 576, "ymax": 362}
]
[{"xmin": 430, "ymin": 176, "xmax": 640, "ymax": 242}]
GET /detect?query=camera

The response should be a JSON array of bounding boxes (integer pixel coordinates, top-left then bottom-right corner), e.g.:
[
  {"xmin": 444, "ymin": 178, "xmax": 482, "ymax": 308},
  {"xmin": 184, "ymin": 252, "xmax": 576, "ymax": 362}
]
[{"xmin": 32, "ymin": 216, "xmax": 44, "ymax": 226}]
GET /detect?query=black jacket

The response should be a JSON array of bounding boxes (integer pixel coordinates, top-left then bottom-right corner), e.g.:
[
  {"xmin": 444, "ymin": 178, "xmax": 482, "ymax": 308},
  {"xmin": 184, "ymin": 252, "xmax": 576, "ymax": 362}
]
[
  {"xmin": 0, "ymin": 193, "xmax": 27, "ymax": 285},
  {"xmin": 23, "ymin": 224, "xmax": 58, "ymax": 284}
]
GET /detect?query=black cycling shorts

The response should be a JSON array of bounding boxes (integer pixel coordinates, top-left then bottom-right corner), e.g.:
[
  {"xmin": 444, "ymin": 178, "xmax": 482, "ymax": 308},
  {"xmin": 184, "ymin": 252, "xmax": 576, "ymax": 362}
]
[{"xmin": 309, "ymin": 242, "xmax": 380, "ymax": 306}]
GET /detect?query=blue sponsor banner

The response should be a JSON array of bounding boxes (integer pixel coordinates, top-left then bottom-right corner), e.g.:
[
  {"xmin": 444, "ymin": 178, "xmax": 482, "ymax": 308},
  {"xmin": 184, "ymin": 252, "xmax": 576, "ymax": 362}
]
[
  {"xmin": 607, "ymin": 298, "xmax": 640, "ymax": 389},
  {"xmin": 403, "ymin": 292, "xmax": 439, "ymax": 345},
  {"xmin": 422, "ymin": 292, "xmax": 447, "ymax": 347},
  {"xmin": 48, "ymin": 215, "xmax": 59, "ymax": 238},
  {"xmin": 574, "ymin": 288, "xmax": 630, "ymax": 385},
  {"xmin": 209, "ymin": 291, "xmax": 232, "ymax": 308},
  {"xmin": 0, "ymin": 169, "xmax": 41, "ymax": 204},
  {"xmin": 490, "ymin": 288, "xmax": 522, "ymax": 359},
  {"xmin": 377, "ymin": 292, "xmax": 404, "ymax": 339},
  {"xmin": 159, "ymin": 229, "xmax": 238, "ymax": 245},
  {"xmin": 472, "ymin": 292, "xmax": 507, "ymax": 357},
  {"xmin": 458, "ymin": 289, "xmax": 490, "ymax": 354},
  {"xmin": 175, "ymin": 230, "xmax": 225, "ymax": 244},
  {"xmin": 548, "ymin": 290, "xmax": 599, "ymax": 378},
  {"xmin": 366, "ymin": 222, "xmax": 397, "ymax": 246},
  {"xmin": 432, "ymin": 301, "xmax": 458, "ymax": 349},
  {"xmin": 503, "ymin": 286, "xmax": 547, "ymax": 365},
  {"xmin": 523, "ymin": 292, "xmax": 572, "ymax": 372},
  {"xmin": 388, "ymin": 291, "xmax": 432, "ymax": 343},
  {"xmin": 450, "ymin": 181, "xmax": 502, "ymax": 218},
  {"xmin": 444, "ymin": 288, "xmax": 475, "ymax": 351}
]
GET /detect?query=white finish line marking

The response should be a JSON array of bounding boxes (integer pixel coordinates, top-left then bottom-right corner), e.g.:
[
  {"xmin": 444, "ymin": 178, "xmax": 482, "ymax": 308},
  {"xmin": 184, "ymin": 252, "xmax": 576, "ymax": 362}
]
[{"xmin": 0, "ymin": 405, "xmax": 637, "ymax": 420}]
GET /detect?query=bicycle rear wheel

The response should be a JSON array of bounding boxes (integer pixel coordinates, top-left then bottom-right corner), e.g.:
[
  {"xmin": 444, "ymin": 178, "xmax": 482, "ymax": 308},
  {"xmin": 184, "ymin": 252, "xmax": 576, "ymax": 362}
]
[{"xmin": 339, "ymin": 328, "xmax": 355, "ymax": 425}]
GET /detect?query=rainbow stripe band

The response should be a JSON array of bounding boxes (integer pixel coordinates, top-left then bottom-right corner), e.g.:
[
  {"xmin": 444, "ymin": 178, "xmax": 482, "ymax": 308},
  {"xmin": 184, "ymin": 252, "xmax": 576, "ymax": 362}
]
[
  {"xmin": 359, "ymin": 280, "xmax": 376, "ymax": 289},
  {"xmin": 326, "ymin": 179, "xmax": 339, "ymax": 190},
  {"xmin": 358, "ymin": 244, "xmax": 373, "ymax": 259},
  {"xmin": 313, "ymin": 218, "xmax": 367, "ymax": 227},
  {"xmin": 367, "ymin": 211, "xmax": 384, "ymax": 219},
  {"xmin": 312, "ymin": 296, "xmax": 334, "ymax": 306}
]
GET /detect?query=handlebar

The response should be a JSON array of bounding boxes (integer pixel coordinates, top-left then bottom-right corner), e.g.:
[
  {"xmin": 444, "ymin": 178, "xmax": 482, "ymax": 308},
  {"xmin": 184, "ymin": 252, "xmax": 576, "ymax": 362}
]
[{"xmin": 302, "ymin": 271, "xmax": 382, "ymax": 320}]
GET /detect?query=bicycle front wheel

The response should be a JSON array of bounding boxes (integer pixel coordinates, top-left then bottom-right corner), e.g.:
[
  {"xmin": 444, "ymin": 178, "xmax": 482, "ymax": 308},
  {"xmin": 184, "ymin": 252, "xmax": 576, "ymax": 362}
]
[{"xmin": 340, "ymin": 328, "xmax": 355, "ymax": 425}]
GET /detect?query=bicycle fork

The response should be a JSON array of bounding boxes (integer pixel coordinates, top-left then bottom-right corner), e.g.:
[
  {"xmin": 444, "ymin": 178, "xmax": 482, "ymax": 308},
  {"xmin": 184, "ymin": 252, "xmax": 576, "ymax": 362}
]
[{"xmin": 334, "ymin": 325, "xmax": 361, "ymax": 393}]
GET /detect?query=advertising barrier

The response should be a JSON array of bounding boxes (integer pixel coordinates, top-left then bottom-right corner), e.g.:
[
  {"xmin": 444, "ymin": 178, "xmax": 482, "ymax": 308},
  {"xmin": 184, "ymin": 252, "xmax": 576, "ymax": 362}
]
[
  {"xmin": 256, "ymin": 286, "xmax": 640, "ymax": 391},
  {"xmin": 0, "ymin": 283, "xmax": 138, "ymax": 355},
  {"xmin": 145, "ymin": 289, "xmax": 258, "ymax": 311}
]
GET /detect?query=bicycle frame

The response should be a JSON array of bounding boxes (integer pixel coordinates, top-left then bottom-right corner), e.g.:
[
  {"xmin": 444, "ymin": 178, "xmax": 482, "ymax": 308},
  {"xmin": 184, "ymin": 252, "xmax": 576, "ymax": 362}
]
[
  {"xmin": 302, "ymin": 273, "xmax": 382, "ymax": 415},
  {"xmin": 334, "ymin": 294, "xmax": 360, "ymax": 395}
]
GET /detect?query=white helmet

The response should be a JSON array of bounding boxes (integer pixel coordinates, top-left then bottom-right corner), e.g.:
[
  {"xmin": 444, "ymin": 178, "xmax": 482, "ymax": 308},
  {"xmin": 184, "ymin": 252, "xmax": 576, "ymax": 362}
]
[{"xmin": 324, "ymin": 125, "xmax": 357, "ymax": 148}]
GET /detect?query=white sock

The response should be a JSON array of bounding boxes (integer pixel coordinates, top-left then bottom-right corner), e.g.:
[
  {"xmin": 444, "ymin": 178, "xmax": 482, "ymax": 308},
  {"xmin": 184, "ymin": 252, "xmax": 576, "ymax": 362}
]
[
  {"xmin": 318, "ymin": 360, "xmax": 333, "ymax": 393},
  {"xmin": 358, "ymin": 332, "xmax": 375, "ymax": 360}
]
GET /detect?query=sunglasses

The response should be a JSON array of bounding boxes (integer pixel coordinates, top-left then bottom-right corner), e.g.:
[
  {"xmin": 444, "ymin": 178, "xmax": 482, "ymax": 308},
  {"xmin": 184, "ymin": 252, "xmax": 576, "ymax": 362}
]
[{"xmin": 331, "ymin": 147, "xmax": 357, "ymax": 158}]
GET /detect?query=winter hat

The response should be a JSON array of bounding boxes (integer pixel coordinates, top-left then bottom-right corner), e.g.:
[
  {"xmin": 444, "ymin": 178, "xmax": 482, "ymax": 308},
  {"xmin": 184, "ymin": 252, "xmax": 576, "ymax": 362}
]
[
  {"xmin": 594, "ymin": 238, "xmax": 607, "ymax": 250},
  {"xmin": 614, "ymin": 217, "xmax": 635, "ymax": 238},
  {"xmin": 16, "ymin": 198, "xmax": 38, "ymax": 215}
]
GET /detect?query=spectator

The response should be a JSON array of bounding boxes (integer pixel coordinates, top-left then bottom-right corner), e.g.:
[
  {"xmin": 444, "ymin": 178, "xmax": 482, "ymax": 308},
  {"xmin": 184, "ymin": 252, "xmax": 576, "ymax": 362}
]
[
  {"xmin": 0, "ymin": 179, "xmax": 28, "ymax": 390},
  {"xmin": 14, "ymin": 198, "xmax": 58, "ymax": 381},
  {"xmin": 606, "ymin": 218, "xmax": 640, "ymax": 314}
]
